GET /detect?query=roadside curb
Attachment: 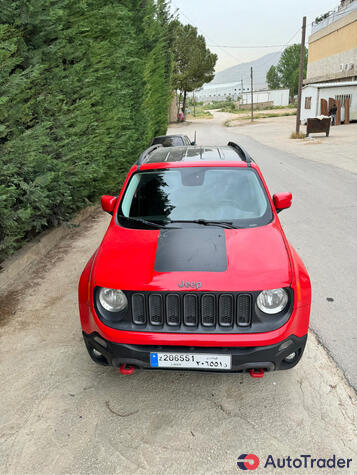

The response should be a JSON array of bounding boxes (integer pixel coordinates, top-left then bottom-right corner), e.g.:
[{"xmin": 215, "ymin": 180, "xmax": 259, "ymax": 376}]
[{"xmin": 0, "ymin": 205, "xmax": 100, "ymax": 292}]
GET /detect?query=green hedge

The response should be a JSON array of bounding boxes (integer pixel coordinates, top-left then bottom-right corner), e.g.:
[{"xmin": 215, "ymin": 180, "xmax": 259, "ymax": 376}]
[{"xmin": 0, "ymin": 0, "xmax": 172, "ymax": 260}]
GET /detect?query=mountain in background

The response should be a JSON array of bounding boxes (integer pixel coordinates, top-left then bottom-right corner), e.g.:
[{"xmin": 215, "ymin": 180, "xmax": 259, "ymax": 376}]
[{"xmin": 211, "ymin": 51, "xmax": 282, "ymax": 89}]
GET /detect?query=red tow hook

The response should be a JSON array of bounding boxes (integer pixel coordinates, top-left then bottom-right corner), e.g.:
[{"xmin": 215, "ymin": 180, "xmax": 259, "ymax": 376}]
[
  {"xmin": 249, "ymin": 368, "xmax": 265, "ymax": 378},
  {"xmin": 119, "ymin": 364, "xmax": 135, "ymax": 375}
]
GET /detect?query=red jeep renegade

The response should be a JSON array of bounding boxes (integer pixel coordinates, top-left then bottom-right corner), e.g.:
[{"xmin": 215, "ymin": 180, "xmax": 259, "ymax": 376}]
[{"xmin": 78, "ymin": 142, "xmax": 311, "ymax": 377}]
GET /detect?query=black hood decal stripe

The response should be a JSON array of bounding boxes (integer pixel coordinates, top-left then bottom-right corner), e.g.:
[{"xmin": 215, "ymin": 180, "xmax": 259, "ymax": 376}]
[{"xmin": 154, "ymin": 228, "xmax": 227, "ymax": 272}]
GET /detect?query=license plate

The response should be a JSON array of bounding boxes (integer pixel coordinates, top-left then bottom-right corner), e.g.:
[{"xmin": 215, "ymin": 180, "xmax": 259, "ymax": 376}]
[{"xmin": 150, "ymin": 352, "xmax": 231, "ymax": 370}]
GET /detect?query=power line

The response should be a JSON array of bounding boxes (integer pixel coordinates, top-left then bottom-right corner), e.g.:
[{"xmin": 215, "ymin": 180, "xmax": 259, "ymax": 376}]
[
  {"xmin": 170, "ymin": 1, "xmax": 243, "ymax": 63},
  {"xmin": 171, "ymin": 0, "xmax": 304, "ymax": 88},
  {"xmin": 172, "ymin": 1, "xmax": 301, "ymax": 57},
  {"xmin": 172, "ymin": 0, "xmax": 343, "ymax": 57}
]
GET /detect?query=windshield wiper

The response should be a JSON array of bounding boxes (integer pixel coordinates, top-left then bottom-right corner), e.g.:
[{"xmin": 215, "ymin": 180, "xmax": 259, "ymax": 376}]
[
  {"xmin": 118, "ymin": 214, "xmax": 167, "ymax": 229},
  {"xmin": 167, "ymin": 219, "xmax": 240, "ymax": 229}
]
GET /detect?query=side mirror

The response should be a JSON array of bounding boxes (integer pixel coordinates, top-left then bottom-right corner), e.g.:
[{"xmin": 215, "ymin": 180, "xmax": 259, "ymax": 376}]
[
  {"xmin": 191, "ymin": 141, "xmax": 196, "ymax": 146},
  {"xmin": 273, "ymin": 192, "xmax": 292, "ymax": 213},
  {"xmin": 101, "ymin": 195, "xmax": 117, "ymax": 214}
]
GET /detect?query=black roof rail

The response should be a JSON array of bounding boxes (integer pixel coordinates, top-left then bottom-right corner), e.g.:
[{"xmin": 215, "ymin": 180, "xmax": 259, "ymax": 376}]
[
  {"xmin": 137, "ymin": 144, "xmax": 163, "ymax": 167},
  {"xmin": 228, "ymin": 141, "xmax": 252, "ymax": 165}
]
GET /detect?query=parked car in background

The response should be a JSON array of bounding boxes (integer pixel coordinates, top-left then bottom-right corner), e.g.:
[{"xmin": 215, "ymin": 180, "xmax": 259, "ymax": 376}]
[{"xmin": 151, "ymin": 134, "xmax": 195, "ymax": 147}]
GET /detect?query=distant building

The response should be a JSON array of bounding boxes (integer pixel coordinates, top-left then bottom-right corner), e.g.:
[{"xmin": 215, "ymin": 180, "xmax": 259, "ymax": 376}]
[
  {"xmin": 301, "ymin": 0, "xmax": 357, "ymax": 121},
  {"xmin": 192, "ymin": 83, "xmax": 289, "ymax": 107},
  {"xmin": 240, "ymin": 89, "xmax": 289, "ymax": 107},
  {"xmin": 193, "ymin": 81, "xmax": 251, "ymax": 102}
]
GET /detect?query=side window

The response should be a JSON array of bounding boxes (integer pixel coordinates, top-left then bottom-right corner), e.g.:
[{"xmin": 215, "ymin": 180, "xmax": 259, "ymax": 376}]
[
  {"xmin": 305, "ymin": 97, "xmax": 312, "ymax": 109},
  {"xmin": 170, "ymin": 137, "xmax": 185, "ymax": 146}
]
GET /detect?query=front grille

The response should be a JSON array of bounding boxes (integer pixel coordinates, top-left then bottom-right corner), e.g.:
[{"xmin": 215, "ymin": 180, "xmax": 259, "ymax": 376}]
[
  {"xmin": 94, "ymin": 286, "xmax": 293, "ymax": 333},
  {"xmin": 131, "ymin": 291, "xmax": 252, "ymax": 331},
  {"xmin": 166, "ymin": 294, "xmax": 180, "ymax": 326},
  {"xmin": 219, "ymin": 294, "xmax": 234, "ymax": 327},
  {"xmin": 183, "ymin": 294, "xmax": 198, "ymax": 326},
  {"xmin": 237, "ymin": 294, "xmax": 251, "ymax": 327},
  {"xmin": 132, "ymin": 293, "xmax": 146, "ymax": 324},
  {"xmin": 201, "ymin": 294, "xmax": 215, "ymax": 326},
  {"xmin": 148, "ymin": 294, "xmax": 163, "ymax": 325}
]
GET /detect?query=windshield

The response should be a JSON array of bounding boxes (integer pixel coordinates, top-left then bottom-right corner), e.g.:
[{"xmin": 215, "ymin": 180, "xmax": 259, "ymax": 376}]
[{"xmin": 119, "ymin": 167, "xmax": 272, "ymax": 228}]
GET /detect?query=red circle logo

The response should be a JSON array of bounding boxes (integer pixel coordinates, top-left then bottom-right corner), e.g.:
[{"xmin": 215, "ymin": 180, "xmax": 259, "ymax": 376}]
[{"xmin": 237, "ymin": 454, "xmax": 260, "ymax": 470}]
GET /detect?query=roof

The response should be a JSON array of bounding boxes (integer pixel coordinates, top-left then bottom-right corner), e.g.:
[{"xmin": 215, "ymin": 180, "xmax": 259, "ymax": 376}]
[
  {"xmin": 303, "ymin": 81, "xmax": 357, "ymax": 89},
  {"xmin": 142, "ymin": 145, "xmax": 248, "ymax": 164}
]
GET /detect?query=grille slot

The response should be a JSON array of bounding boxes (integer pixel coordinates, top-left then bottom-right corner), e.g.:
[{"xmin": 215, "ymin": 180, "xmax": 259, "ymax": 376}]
[
  {"xmin": 237, "ymin": 294, "xmax": 252, "ymax": 326},
  {"xmin": 132, "ymin": 293, "xmax": 146, "ymax": 324},
  {"xmin": 149, "ymin": 294, "xmax": 163, "ymax": 325},
  {"xmin": 201, "ymin": 294, "xmax": 215, "ymax": 326},
  {"xmin": 219, "ymin": 294, "xmax": 233, "ymax": 327},
  {"xmin": 166, "ymin": 294, "xmax": 180, "ymax": 326},
  {"xmin": 183, "ymin": 294, "xmax": 198, "ymax": 326}
]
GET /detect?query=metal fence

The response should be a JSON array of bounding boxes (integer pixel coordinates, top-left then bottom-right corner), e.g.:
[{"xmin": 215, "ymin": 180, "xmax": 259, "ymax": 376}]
[{"xmin": 311, "ymin": 0, "xmax": 357, "ymax": 35}]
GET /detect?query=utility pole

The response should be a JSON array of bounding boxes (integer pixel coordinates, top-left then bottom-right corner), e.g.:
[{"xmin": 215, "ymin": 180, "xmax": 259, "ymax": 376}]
[
  {"xmin": 296, "ymin": 16, "xmax": 306, "ymax": 134},
  {"xmin": 241, "ymin": 79, "xmax": 243, "ymax": 104},
  {"xmin": 250, "ymin": 67, "xmax": 254, "ymax": 122}
]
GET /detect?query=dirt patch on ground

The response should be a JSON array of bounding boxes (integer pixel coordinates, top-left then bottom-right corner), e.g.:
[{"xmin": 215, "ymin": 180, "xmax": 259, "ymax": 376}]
[
  {"xmin": 225, "ymin": 119, "xmax": 265, "ymax": 127},
  {"xmin": 0, "ymin": 211, "xmax": 101, "ymax": 328},
  {"xmin": 304, "ymin": 140, "xmax": 323, "ymax": 145},
  {"xmin": 226, "ymin": 113, "xmax": 296, "ymax": 127},
  {"xmin": 0, "ymin": 289, "xmax": 22, "ymax": 327}
]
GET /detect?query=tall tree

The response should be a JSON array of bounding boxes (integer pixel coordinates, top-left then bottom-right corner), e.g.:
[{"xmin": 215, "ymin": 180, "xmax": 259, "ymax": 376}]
[
  {"xmin": 266, "ymin": 65, "xmax": 280, "ymax": 90},
  {"xmin": 276, "ymin": 44, "xmax": 308, "ymax": 99},
  {"xmin": 0, "ymin": 0, "xmax": 174, "ymax": 259},
  {"xmin": 172, "ymin": 22, "xmax": 217, "ymax": 117}
]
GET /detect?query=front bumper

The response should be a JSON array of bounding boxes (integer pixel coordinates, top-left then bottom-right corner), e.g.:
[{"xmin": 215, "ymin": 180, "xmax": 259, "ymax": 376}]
[{"xmin": 83, "ymin": 332, "xmax": 307, "ymax": 372}]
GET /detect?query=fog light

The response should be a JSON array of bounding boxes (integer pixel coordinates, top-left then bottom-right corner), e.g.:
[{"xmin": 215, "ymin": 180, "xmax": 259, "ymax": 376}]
[
  {"xmin": 94, "ymin": 335, "xmax": 107, "ymax": 348},
  {"xmin": 278, "ymin": 339, "xmax": 293, "ymax": 352},
  {"xmin": 92, "ymin": 348, "xmax": 102, "ymax": 358},
  {"xmin": 284, "ymin": 352, "xmax": 297, "ymax": 362}
]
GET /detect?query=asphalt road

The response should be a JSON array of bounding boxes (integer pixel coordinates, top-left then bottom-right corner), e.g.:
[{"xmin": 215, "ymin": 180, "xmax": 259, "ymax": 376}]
[
  {"xmin": 170, "ymin": 114, "xmax": 357, "ymax": 389},
  {"xmin": 0, "ymin": 116, "xmax": 356, "ymax": 474}
]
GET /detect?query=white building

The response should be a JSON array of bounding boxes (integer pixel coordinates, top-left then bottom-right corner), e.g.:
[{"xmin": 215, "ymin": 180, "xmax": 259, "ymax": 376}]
[
  {"xmin": 301, "ymin": 81, "xmax": 357, "ymax": 122},
  {"xmin": 193, "ymin": 82, "xmax": 289, "ymax": 107},
  {"xmin": 240, "ymin": 89, "xmax": 289, "ymax": 107},
  {"xmin": 193, "ymin": 81, "xmax": 250, "ymax": 102}
]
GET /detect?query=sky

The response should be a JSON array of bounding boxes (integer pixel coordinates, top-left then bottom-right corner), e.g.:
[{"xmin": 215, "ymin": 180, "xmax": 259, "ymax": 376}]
[{"xmin": 170, "ymin": 0, "xmax": 340, "ymax": 72}]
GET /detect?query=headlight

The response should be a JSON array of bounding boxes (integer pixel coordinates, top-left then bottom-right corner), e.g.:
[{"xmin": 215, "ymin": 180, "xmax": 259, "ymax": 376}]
[
  {"xmin": 257, "ymin": 288, "xmax": 288, "ymax": 314},
  {"xmin": 99, "ymin": 287, "xmax": 128, "ymax": 312}
]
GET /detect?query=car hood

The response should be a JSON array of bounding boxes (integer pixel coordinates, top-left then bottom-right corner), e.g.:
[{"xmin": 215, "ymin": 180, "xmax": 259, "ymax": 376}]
[{"xmin": 92, "ymin": 222, "xmax": 292, "ymax": 292}]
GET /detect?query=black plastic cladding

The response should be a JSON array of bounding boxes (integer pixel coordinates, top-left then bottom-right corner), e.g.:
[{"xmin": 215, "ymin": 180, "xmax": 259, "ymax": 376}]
[
  {"xmin": 93, "ymin": 287, "xmax": 294, "ymax": 334},
  {"xmin": 227, "ymin": 141, "xmax": 252, "ymax": 165},
  {"xmin": 83, "ymin": 331, "xmax": 307, "ymax": 371}
]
